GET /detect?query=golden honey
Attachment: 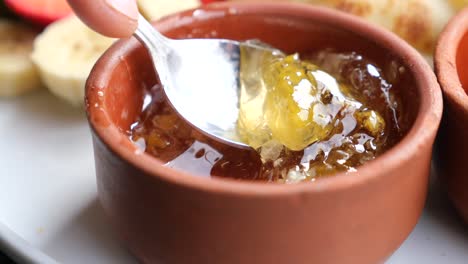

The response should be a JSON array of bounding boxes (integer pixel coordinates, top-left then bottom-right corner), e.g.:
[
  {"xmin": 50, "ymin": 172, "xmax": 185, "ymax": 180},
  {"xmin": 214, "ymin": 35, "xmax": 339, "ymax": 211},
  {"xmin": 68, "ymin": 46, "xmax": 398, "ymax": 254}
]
[{"xmin": 130, "ymin": 50, "xmax": 405, "ymax": 183}]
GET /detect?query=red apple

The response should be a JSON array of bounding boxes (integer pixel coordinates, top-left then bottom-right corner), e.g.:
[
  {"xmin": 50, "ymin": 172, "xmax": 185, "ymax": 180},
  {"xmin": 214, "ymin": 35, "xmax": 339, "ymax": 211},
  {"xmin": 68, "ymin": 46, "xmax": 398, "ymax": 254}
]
[
  {"xmin": 200, "ymin": 0, "xmax": 225, "ymax": 4},
  {"xmin": 4, "ymin": 0, "xmax": 73, "ymax": 26}
]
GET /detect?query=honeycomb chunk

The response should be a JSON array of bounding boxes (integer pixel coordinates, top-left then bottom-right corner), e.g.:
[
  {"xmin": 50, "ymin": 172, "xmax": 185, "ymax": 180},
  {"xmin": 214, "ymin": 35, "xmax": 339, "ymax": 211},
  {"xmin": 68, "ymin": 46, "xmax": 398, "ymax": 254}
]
[
  {"xmin": 238, "ymin": 54, "xmax": 376, "ymax": 152},
  {"xmin": 262, "ymin": 55, "xmax": 334, "ymax": 151}
]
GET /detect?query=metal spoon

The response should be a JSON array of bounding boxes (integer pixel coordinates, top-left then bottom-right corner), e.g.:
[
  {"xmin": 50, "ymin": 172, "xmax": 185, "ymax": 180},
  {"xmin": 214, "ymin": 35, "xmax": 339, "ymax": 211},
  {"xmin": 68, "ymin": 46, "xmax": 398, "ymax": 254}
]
[
  {"xmin": 67, "ymin": 0, "xmax": 282, "ymax": 149},
  {"xmin": 134, "ymin": 15, "xmax": 284, "ymax": 148}
]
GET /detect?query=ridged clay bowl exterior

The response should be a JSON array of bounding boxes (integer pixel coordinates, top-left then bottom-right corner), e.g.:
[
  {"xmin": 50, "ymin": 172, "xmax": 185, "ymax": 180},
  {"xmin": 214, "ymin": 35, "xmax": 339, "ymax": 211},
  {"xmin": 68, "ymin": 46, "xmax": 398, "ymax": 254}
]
[{"xmin": 435, "ymin": 7, "xmax": 468, "ymax": 224}]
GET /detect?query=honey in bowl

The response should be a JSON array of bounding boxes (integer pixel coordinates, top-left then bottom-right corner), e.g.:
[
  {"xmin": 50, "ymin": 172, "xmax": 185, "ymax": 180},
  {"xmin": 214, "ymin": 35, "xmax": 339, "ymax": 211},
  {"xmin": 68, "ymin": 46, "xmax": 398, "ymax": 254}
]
[{"xmin": 130, "ymin": 48, "xmax": 409, "ymax": 183}]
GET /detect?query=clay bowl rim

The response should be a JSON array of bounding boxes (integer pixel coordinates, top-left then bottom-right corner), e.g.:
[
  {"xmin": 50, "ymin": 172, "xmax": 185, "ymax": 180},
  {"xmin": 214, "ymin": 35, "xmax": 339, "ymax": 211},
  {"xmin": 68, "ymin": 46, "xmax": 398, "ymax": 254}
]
[
  {"xmin": 86, "ymin": 2, "xmax": 442, "ymax": 196},
  {"xmin": 435, "ymin": 7, "xmax": 468, "ymax": 112}
]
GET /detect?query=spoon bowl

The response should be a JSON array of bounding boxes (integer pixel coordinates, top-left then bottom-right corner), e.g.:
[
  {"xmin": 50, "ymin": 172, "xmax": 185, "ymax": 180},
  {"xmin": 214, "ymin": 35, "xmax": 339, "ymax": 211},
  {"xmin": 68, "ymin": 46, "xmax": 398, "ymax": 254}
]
[{"xmin": 134, "ymin": 15, "xmax": 280, "ymax": 148}]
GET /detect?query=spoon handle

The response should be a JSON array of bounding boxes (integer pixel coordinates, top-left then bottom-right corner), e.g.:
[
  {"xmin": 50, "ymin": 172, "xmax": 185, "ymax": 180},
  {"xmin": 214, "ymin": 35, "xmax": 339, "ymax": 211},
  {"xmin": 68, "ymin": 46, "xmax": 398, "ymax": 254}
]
[
  {"xmin": 134, "ymin": 15, "xmax": 172, "ymax": 58},
  {"xmin": 134, "ymin": 15, "xmax": 172, "ymax": 83}
]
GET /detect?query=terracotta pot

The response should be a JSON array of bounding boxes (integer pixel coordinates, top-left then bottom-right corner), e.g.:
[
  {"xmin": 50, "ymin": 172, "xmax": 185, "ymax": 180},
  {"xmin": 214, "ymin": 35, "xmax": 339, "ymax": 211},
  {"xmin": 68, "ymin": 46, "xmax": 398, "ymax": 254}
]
[
  {"xmin": 435, "ymin": 8, "xmax": 468, "ymax": 223},
  {"xmin": 86, "ymin": 3, "xmax": 442, "ymax": 263}
]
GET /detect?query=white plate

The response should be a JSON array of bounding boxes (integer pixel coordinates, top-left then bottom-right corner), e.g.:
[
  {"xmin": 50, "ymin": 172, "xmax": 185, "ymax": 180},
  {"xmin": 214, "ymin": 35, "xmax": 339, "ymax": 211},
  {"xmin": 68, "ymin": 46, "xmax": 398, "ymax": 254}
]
[{"xmin": 1, "ymin": 90, "xmax": 468, "ymax": 264}]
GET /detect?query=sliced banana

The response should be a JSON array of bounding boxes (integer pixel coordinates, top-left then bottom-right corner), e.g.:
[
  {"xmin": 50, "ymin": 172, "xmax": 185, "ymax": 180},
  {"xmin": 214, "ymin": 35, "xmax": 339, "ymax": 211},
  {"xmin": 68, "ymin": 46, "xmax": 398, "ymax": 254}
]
[
  {"xmin": 31, "ymin": 15, "xmax": 115, "ymax": 106},
  {"xmin": 0, "ymin": 20, "xmax": 41, "ymax": 97},
  {"xmin": 137, "ymin": 0, "xmax": 200, "ymax": 21}
]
